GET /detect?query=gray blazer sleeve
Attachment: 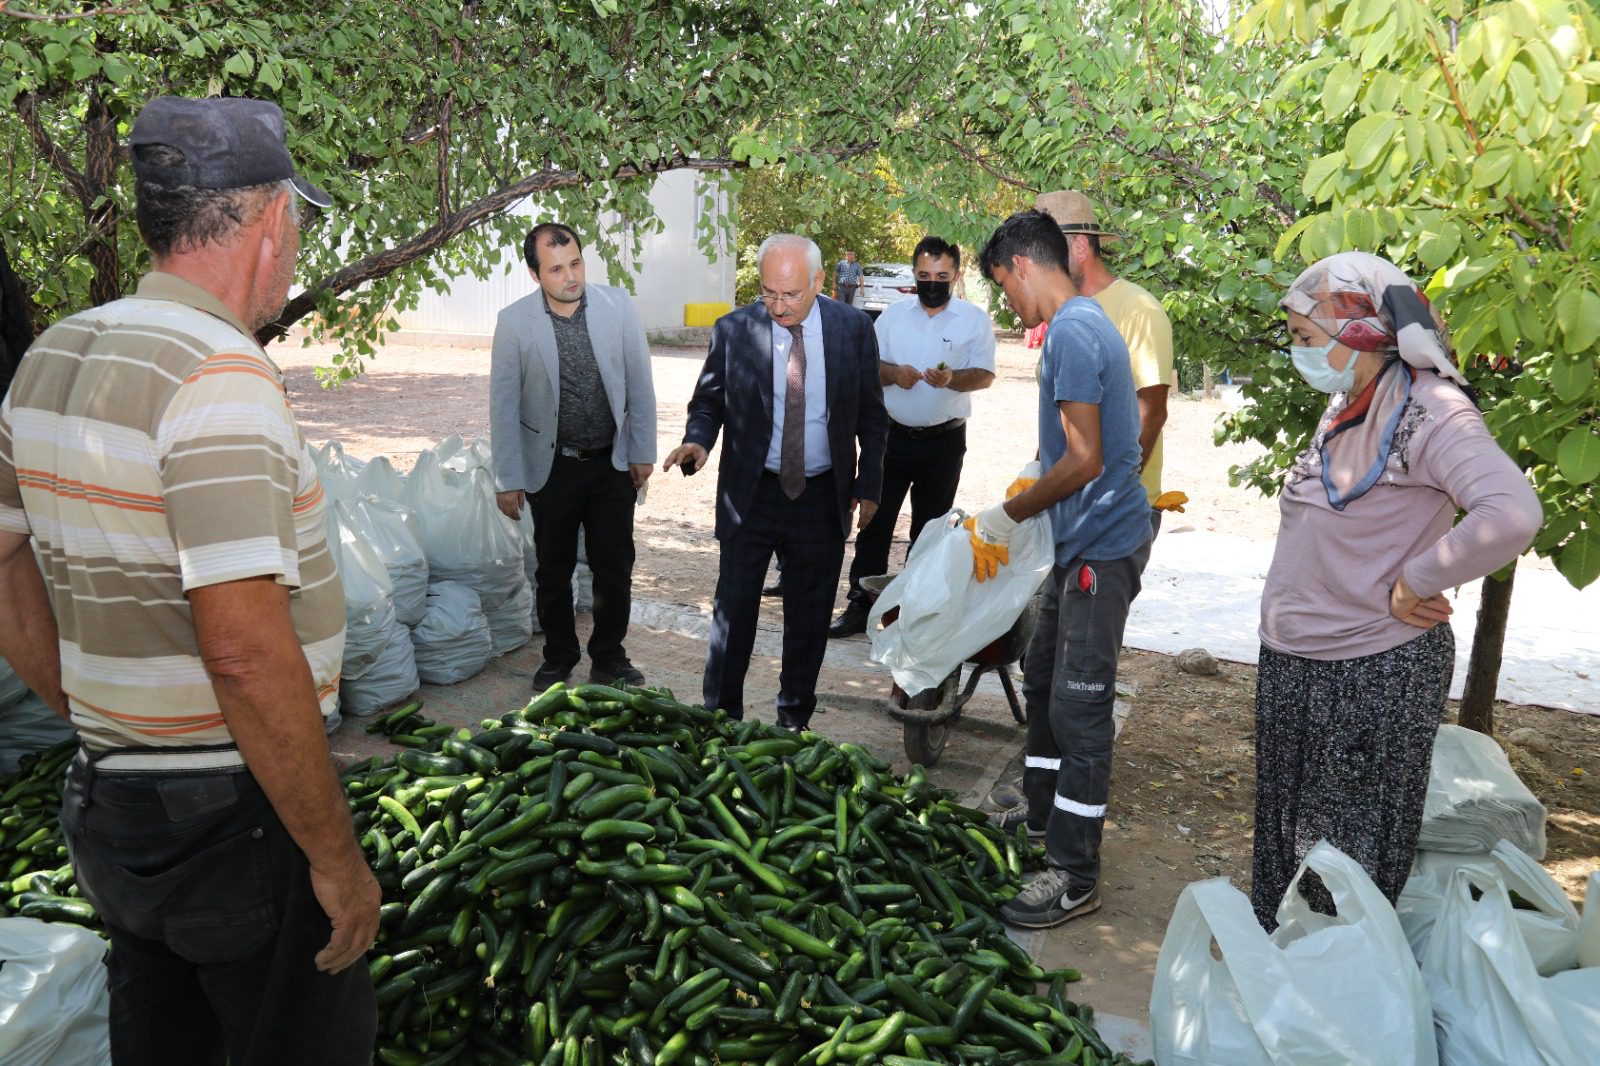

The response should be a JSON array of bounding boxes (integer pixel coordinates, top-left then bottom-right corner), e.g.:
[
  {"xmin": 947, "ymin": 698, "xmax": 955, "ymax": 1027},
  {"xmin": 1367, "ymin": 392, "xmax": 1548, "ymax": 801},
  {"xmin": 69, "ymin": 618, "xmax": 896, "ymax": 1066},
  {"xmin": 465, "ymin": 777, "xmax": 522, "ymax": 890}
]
[
  {"xmin": 488, "ymin": 308, "xmax": 525, "ymax": 493},
  {"xmin": 620, "ymin": 296, "xmax": 657, "ymax": 466}
]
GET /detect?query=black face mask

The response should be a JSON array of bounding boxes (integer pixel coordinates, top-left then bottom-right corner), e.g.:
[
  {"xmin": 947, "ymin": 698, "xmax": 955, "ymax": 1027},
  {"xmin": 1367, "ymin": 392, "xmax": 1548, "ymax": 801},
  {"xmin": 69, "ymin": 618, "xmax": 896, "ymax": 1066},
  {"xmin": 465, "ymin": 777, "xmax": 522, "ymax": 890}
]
[{"xmin": 916, "ymin": 280, "xmax": 952, "ymax": 308}]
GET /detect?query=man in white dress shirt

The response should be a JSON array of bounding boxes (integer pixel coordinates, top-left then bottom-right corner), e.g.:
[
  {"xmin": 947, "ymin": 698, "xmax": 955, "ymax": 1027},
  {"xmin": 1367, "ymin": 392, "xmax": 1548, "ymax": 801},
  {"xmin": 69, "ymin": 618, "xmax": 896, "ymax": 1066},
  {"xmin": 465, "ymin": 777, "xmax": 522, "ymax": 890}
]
[{"xmin": 829, "ymin": 236, "xmax": 996, "ymax": 637}]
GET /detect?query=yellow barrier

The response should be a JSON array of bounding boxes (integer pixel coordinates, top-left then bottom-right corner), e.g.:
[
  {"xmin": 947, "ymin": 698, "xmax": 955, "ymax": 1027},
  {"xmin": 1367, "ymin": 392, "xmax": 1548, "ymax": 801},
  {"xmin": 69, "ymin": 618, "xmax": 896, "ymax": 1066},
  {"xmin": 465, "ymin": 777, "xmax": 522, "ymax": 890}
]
[{"xmin": 684, "ymin": 302, "xmax": 733, "ymax": 327}]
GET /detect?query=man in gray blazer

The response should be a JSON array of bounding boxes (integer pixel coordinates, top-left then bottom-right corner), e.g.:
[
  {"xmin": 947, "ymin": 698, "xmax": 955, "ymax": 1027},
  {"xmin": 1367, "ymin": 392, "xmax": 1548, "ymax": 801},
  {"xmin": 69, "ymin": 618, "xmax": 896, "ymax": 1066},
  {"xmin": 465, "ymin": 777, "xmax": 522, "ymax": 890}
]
[{"xmin": 490, "ymin": 223, "xmax": 657, "ymax": 689}]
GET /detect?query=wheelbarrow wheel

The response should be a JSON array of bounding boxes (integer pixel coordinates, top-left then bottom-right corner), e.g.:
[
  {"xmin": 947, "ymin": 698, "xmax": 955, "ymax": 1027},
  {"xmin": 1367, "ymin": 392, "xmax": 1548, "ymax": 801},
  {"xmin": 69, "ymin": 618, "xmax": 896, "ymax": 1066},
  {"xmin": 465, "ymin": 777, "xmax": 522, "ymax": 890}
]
[
  {"xmin": 904, "ymin": 719, "xmax": 950, "ymax": 766},
  {"xmin": 900, "ymin": 670, "xmax": 961, "ymax": 767}
]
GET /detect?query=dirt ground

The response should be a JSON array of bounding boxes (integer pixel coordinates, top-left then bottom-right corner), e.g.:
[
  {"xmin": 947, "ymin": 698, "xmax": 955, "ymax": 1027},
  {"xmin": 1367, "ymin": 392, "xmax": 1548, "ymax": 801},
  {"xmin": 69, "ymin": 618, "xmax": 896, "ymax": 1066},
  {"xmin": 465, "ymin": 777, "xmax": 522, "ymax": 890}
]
[{"xmin": 272, "ymin": 328, "xmax": 1598, "ymax": 1027}]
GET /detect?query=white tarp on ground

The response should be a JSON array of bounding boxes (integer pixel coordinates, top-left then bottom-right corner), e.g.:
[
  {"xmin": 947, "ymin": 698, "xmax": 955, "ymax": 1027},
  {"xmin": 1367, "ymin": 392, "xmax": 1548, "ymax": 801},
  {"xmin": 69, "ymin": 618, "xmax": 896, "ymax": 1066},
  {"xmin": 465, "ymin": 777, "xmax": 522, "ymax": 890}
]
[{"xmin": 1127, "ymin": 528, "xmax": 1599, "ymax": 716}]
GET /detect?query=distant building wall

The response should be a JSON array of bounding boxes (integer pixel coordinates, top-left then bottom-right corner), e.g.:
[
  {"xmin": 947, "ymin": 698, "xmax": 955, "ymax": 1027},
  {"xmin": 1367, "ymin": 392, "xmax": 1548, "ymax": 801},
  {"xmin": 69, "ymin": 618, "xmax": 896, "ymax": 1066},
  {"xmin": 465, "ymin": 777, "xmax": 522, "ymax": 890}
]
[{"xmin": 391, "ymin": 169, "xmax": 734, "ymax": 343}]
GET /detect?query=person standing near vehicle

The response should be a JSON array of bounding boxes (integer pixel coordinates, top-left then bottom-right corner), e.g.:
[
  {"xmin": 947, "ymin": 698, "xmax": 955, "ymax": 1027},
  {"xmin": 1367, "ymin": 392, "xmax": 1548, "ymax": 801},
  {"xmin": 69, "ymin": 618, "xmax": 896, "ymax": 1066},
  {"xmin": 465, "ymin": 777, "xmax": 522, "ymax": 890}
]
[
  {"xmin": 834, "ymin": 248, "xmax": 863, "ymax": 307},
  {"xmin": 490, "ymin": 222, "xmax": 657, "ymax": 690},
  {"xmin": 973, "ymin": 210, "xmax": 1152, "ymax": 929},
  {"xmin": 664, "ymin": 234, "xmax": 887, "ymax": 729},
  {"xmin": 1036, "ymin": 190, "xmax": 1177, "ymax": 536},
  {"xmin": 829, "ymin": 236, "xmax": 996, "ymax": 637},
  {"xmin": 0, "ymin": 96, "xmax": 377, "ymax": 1064}
]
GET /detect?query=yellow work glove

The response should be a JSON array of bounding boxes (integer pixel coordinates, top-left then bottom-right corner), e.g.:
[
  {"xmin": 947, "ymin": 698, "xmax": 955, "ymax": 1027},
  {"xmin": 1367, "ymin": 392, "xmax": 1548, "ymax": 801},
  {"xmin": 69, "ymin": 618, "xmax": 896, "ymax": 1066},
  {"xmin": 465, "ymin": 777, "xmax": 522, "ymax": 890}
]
[
  {"xmin": 1153, "ymin": 490, "xmax": 1189, "ymax": 513},
  {"xmin": 964, "ymin": 503, "xmax": 1018, "ymax": 583},
  {"xmin": 1005, "ymin": 460, "xmax": 1042, "ymax": 500}
]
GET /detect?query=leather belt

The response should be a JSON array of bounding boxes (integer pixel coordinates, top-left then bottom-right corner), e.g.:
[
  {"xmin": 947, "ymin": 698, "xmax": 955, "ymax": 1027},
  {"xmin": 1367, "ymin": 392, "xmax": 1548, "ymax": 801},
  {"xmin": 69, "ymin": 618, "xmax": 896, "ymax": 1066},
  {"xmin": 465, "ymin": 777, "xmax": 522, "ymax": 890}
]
[
  {"xmin": 77, "ymin": 744, "xmax": 247, "ymax": 775},
  {"xmin": 556, "ymin": 444, "xmax": 610, "ymax": 460},
  {"xmin": 890, "ymin": 417, "xmax": 966, "ymax": 440}
]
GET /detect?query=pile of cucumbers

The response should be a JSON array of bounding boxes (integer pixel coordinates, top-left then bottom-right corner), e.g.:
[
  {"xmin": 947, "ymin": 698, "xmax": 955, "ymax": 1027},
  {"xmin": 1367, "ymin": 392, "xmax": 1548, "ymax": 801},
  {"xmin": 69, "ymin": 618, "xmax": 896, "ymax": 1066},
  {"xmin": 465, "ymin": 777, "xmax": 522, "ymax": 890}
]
[
  {"xmin": 0, "ymin": 684, "xmax": 1150, "ymax": 1065},
  {"xmin": 352, "ymin": 684, "xmax": 1146, "ymax": 1066}
]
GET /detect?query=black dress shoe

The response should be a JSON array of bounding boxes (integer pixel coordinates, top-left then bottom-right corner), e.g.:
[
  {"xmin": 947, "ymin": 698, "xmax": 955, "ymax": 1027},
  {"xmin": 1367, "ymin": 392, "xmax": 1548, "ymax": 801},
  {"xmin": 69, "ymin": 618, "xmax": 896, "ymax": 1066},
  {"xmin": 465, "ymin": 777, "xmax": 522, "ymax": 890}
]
[
  {"xmin": 827, "ymin": 604, "xmax": 869, "ymax": 638},
  {"xmin": 762, "ymin": 581, "xmax": 783, "ymax": 598}
]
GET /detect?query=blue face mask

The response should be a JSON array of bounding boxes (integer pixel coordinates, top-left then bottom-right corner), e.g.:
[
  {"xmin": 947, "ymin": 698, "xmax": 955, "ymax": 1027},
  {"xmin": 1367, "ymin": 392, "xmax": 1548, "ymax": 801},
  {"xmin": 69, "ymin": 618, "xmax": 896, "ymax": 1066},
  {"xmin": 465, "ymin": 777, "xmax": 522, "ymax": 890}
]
[{"xmin": 1290, "ymin": 338, "xmax": 1355, "ymax": 394}]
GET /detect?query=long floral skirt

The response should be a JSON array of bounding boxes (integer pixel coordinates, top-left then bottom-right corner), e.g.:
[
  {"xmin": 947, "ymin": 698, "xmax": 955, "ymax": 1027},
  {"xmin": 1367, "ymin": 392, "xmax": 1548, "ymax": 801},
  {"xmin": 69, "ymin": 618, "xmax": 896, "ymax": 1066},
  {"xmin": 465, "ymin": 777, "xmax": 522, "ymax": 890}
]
[{"xmin": 1250, "ymin": 623, "xmax": 1454, "ymax": 931}]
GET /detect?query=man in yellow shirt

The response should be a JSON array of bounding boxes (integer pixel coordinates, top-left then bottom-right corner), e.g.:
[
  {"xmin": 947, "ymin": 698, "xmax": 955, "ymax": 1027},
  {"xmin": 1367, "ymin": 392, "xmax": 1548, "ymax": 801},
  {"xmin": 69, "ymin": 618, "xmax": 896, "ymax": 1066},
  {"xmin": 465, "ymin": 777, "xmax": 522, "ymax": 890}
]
[{"xmin": 1036, "ymin": 190, "xmax": 1174, "ymax": 536}]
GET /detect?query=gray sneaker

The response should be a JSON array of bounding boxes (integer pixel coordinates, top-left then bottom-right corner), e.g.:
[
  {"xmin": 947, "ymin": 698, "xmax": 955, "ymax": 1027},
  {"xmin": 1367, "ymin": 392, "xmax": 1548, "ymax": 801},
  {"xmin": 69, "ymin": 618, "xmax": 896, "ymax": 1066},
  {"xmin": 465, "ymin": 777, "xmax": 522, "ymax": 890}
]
[
  {"xmin": 1000, "ymin": 868, "xmax": 1100, "ymax": 929},
  {"xmin": 987, "ymin": 801, "xmax": 1045, "ymax": 840}
]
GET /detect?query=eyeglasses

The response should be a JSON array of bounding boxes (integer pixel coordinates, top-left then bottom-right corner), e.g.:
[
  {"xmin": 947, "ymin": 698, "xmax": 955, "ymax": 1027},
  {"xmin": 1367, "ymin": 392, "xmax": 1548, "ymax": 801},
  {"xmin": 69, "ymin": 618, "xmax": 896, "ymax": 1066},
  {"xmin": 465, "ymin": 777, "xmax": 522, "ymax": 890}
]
[{"xmin": 759, "ymin": 289, "xmax": 806, "ymax": 306}]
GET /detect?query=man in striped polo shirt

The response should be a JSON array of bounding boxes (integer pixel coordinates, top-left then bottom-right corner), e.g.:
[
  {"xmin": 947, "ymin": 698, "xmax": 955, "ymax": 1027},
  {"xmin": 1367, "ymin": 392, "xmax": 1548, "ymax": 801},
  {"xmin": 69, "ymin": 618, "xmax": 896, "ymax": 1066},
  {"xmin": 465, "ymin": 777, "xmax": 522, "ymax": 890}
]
[{"xmin": 0, "ymin": 97, "xmax": 377, "ymax": 1064}]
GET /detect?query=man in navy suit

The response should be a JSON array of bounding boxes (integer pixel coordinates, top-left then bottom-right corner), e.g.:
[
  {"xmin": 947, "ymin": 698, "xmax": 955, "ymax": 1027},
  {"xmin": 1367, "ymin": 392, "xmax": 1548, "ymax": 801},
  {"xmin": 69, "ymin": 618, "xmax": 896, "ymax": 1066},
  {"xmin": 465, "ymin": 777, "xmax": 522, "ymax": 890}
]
[{"xmin": 664, "ymin": 234, "xmax": 887, "ymax": 729}]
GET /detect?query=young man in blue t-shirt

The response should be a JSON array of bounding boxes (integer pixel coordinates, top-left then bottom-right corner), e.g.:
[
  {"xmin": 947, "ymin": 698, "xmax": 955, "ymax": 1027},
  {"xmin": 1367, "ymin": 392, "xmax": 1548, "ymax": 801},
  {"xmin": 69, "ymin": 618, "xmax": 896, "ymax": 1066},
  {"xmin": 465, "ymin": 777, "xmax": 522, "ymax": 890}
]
[{"xmin": 970, "ymin": 210, "xmax": 1153, "ymax": 928}]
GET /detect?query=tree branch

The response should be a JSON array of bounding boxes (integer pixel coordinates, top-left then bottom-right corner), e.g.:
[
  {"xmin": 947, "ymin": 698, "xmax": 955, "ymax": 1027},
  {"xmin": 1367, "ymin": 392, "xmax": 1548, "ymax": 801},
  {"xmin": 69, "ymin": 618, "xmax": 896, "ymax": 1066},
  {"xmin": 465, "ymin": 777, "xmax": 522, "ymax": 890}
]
[
  {"xmin": 15, "ymin": 92, "xmax": 93, "ymax": 207},
  {"xmin": 261, "ymin": 144, "xmax": 878, "ymax": 344}
]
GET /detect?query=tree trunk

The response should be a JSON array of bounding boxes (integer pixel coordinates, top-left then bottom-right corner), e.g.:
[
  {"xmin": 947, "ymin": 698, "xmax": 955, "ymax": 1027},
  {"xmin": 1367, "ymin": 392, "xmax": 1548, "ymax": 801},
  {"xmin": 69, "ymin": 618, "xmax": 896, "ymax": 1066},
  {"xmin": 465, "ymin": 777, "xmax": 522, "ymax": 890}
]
[
  {"xmin": 83, "ymin": 82, "xmax": 121, "ymax": 307},
  {"xmin": 1202, "ymin": 362, "xmax": 1213, "ymax": 400},
  {"xmin": 1458, "ymin": 569, "xmax": 1515, "ymax": 735}
]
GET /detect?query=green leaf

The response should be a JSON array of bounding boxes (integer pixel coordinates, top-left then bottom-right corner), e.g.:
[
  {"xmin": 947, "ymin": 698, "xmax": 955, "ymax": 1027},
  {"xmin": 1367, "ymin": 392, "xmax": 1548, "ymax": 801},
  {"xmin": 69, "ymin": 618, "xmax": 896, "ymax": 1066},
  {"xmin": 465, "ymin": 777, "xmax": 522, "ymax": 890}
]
[
  {"xmin": 1555, "ymin": 524, "xmax": 1600, "ymax": 590},
  {"xmin": 1555, "ymin": 288, "xmax": 1600, "ymax": 353},
  {"xmin": 1415, "ymin": 222, "xmax": 1461, "ymax": 270},
  {"xmin": 1556, "ymin": 426, "xmax": 1600, "ymax": 485},
  {"xmin": 1471, "ymin": 145, "xmax": 1516, "ymax": 188},
  {"xmin": 1321, "ymin": 61, "xmax": 1362, "ymax": 117},
  {"xmin": 1551, "ymin": 350, "xmax": 1595, "ymax": 403},
  {"xmin": 1344, "ymin": 112, "xmax": 1398, "ymax": 171},
  {"xmin": 1301, "ymin": 153, "xmax": 1345, "ymax": 201}
]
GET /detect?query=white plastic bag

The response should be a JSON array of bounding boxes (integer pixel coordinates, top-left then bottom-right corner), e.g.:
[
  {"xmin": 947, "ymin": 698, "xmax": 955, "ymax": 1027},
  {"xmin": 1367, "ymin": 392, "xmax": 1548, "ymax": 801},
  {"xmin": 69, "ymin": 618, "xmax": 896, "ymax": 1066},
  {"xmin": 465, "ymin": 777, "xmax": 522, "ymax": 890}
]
[
  {"xmin": 1150, "ymin": 841, "xmax": 1437, "ymax": 1066},
  {"xmin": 312, "ymin": 440, "xmax": 366, "ymax": 502},
  {"xmin": 1422, "ymin": 866, "xmax": 1600, "ymax": 1065},
  {"xmin": 344, "ymin": 496, "xmax": 429, "ymax": 627},
  {"xmin": 353, "ymin": 454, "xmax": 407, "ymax": 503},
  {"xmin": 868, "ymin": 467, "xmax": 1051, "ymax": 695},
  {"xmin": 340, "ymin": 609, "xmax": 420, "ymax": 716},
  {"xmin": 1419, "ymin": 724, "xmax": 1547, "ymax": 859},
  {"xmin": 326, "ymin": 504, "xmax": 396, "ymax": 682},
  {"xmin": 411, "ymin": 581, "xmax": 494, "ymax": 685},
  {"xmin": 0, "ymin": 917, "xmax": 110, "ymax": 1066},
  {"xmin": 484, "ymin": 578, "xmax": 534, "ymax": 657},
  {"xmin": 404, "ymin": 451, "xmax": 524, "ymax": 610},
  {"xmin": 1398, "ymin": 841, "xmax": 1580, "ymax": 975},
  {"xmin": 0, "ymin": 653, "xmax": 28, "ymax": 711},
  {"xmin": 0, "ymin": 694, "xmax": 76, "ymax": 776}
]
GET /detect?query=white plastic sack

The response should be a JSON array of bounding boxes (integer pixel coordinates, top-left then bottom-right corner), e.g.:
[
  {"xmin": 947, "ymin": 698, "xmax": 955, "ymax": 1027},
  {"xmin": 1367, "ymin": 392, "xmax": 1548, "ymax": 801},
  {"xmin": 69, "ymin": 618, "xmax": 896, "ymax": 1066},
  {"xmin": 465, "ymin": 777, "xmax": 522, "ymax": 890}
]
[
  {"xmin": 1420, "ymin": 725, "xmax": 1547, "ymax": 859},
  {"xmin": 326, "ymin": 505, "xmax": 396, "ymax": 682},
  {"xmin": 1150, "ymin": 841, "xmax": 1437, "ymax": 1066},
  {"xmin": 340, "ymin": 609, "xmax": 420, "ymax": 716},
  {"xmin": 0, "ymin": 694, "xmax": 76, "ymax": 776},
  {"xmin": 868, "ymin": 467, "xmax": 1051, "ymax": 695},
  {"xmin": 312, "ymin": 440, "xmax": 366, "ymax": 502},
  {"xmin": 574, "ymin": 527, "xmax": 594, "ymax": 614},
  {"xmin": 484, "ymin": 578, "xmax": 534, "ymax": 657},
  {"xmin": 0, "ymin": 653, "xmax": 28, "ymax": 711},
  {"xmin": 1398, "ymin": 841, "xmax": 1580, "ymax": 976},
  {"xmin": 344, "ymin": 496, "xmax": 428, "ymax": 627},
  {"xmin": 0, "ymin": 917, "xmax": 110, "ymax": 1066},
  {"xmin": 353, "ymin": 454, "xmax": 407, "ymax": 503},
  {"xmin": 1422, "ymin": 866, "xmax": 1600, "ymax": 1065},
  {"xmin": 404, "ymin": 451, "xmax": 523, "ymax": 610},
  {"xmin": 411, "ymin": 581, "xmax": 494, "ymax": 685},
  {"xmin": 516, "ymin": 509, "xmax": 543, "ymax": 634}
]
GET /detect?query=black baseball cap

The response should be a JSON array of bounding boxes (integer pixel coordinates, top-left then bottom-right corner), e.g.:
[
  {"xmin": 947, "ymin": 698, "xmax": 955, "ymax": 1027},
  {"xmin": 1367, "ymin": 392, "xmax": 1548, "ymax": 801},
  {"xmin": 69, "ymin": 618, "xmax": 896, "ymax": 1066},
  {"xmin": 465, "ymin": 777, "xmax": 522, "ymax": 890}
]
[{"xmin": 129, "ymin": 96, "xmax": 332, "ymax": 209}]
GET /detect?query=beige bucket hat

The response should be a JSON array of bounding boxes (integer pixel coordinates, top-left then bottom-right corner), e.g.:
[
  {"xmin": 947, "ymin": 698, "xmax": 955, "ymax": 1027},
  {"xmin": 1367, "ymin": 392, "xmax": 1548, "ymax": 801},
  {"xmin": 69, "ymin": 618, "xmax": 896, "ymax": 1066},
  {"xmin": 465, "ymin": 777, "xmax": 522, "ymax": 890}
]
[{"xmin": 1034, "ymin": 189, "xmax": 1120, "ymax": 243}]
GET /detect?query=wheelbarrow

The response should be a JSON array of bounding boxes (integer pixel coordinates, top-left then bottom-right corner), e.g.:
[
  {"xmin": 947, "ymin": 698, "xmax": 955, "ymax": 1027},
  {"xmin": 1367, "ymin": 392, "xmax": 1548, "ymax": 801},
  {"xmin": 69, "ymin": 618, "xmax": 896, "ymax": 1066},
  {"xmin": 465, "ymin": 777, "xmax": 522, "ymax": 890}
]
[{"xmin": 861, "ymin": 573, "xmax": 1038, "ymax": 766}]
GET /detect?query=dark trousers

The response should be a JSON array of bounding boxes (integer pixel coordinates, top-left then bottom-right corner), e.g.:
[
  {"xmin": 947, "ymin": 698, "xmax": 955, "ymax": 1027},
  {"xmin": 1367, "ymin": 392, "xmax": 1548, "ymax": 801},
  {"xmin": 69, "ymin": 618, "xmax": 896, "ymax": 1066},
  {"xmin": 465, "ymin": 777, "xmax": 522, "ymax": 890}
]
[
  {"xmin": 528, "ymin": 453, "xmax": 637, "ymax": 669},
  {"xmin": 1020, "ymin": 540, "xmax": 1152, "ymax": 894},
  {"xmin": 59, "ymin": 758, "xmax": 375, "ymax": 1066},
  {"xmin": 838, "ymin": 283, "xmax": 858, "ymax": 306},
  {"xmin": 846, "ymin": 423, "xmax": 966, "ymax": 606},
  {"xmin": 704, "ymin": 471, "xmax": 845, "ymax": 729}
]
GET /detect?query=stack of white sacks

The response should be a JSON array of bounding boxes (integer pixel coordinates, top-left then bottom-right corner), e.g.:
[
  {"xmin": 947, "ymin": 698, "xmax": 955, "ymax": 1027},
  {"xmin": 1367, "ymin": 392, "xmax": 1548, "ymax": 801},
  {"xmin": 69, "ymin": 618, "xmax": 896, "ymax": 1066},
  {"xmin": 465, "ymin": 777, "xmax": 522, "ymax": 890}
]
[
  {"xmin": 1396, "ymin": 725, "xmax": 1600, "ymax": 1065},
  {"xmin": 315, "ymin": 435, "xmax": 596, "ymax": 708},
  {"xmin": 1151, "ymin": 724, "xmax": 1598, "ymax": 1066}
]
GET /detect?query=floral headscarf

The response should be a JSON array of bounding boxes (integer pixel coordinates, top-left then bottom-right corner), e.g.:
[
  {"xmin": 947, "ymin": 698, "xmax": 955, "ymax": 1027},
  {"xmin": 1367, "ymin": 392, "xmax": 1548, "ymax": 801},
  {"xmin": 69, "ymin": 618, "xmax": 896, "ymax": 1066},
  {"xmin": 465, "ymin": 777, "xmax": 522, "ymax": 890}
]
[
  {"xmin": 1280, "ymin": 251, "xmax": 1463, "ymax": 383},
  {"xmin": 1281, "ymin": 253, "xmax": 1465, "ymax": 510}
]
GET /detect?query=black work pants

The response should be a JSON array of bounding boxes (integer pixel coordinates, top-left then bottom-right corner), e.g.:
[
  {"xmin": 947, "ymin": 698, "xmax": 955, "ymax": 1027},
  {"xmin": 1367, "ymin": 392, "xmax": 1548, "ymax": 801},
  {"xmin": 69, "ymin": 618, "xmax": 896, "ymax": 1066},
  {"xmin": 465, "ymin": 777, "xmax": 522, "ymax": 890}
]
[
  {"xmin": 704, "ymin": 471, "xmax": 845, "ymax": 729},
  {"xmin": 846, "ymin": 422, "xmax": 966, "ymax": 606},
  {"xmin": 59, "ymin": 757, "xmax": 375, "ymax": 1066},
  {"xmin": 1019, "ymin": 540, "xmax": 1152, "ymax": 894},
  {"xmin": 528, "ymin": 454, "xmax": 637, "ymax": 669}
]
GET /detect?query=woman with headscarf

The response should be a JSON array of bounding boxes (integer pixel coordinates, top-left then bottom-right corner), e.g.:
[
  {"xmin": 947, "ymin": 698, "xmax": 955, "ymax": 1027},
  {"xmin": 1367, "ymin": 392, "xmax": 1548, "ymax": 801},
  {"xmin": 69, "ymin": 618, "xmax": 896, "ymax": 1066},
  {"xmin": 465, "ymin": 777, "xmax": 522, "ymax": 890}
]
[{"xmin": 1251, "ymin": 251, "xmax": 1542, "ymax": 931}]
